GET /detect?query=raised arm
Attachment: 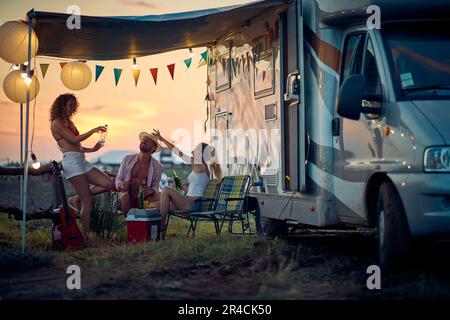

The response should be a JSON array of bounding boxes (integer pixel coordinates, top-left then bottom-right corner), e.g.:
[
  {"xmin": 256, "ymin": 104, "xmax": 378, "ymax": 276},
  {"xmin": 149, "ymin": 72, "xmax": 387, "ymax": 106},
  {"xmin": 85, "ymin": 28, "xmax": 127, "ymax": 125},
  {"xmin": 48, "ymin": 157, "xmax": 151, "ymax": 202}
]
[
  {"xmin": 152, "ymin": 129, "xmax": 192, "ymax": 163},
  {"xmin": 51, "ymin": 120, "xmax": 106, "ymax": 144}
]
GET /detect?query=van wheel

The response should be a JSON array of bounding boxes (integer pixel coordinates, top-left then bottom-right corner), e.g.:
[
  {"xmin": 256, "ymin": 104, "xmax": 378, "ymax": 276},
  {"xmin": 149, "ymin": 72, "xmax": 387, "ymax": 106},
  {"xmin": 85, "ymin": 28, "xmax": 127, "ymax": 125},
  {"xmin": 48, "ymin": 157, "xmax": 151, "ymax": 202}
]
[
  {"xmin": 256, "ymin": 214, "xmax": 288, "ymax": 239},
  {"xmin": 376, "ymin": 181, "xmax": 412, "ymax": 272}
]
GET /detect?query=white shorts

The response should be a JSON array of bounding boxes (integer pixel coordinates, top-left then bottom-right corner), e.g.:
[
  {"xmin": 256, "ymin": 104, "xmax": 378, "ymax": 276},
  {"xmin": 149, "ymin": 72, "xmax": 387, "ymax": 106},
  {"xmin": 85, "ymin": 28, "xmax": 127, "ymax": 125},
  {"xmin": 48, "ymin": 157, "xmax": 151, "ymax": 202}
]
[{"xmin": 61, "ymin": 152, "xmax": 94, "ymax": 179}]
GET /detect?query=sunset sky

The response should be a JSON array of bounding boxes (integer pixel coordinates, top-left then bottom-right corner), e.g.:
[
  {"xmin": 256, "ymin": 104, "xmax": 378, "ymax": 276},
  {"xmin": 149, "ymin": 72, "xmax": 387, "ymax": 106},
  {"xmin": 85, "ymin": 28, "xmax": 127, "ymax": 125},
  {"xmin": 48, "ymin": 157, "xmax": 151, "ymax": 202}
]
[{"xmin": 0, "ymin": 0, "xmax": 250, "ymax": 163}]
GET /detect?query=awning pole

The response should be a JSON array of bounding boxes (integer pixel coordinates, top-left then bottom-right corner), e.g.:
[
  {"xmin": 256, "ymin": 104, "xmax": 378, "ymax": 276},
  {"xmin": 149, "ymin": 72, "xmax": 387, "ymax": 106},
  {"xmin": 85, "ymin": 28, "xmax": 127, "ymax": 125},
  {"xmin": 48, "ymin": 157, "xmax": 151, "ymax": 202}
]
[
  {"xmin": 20, "ymin": 103, "xmax": 23, "ymax": 210},
  {"xmin": 21, "ymin": 13, "xmax": 34, "ymax": 253}
]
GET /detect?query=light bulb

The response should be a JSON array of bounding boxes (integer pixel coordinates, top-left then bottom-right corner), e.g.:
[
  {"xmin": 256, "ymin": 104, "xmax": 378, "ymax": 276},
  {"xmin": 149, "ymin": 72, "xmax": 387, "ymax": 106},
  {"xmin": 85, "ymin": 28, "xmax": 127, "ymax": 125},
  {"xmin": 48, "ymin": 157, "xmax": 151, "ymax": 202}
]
[
  {"xmin": 189, "ymin": 48, "xmax": 194, "ymax": 58},
  {"xmin": 132, "ymin": 57, "xmax": 138, "ymax": 69},
  {"xmin": 24, "ymin": 76, "xmax": 32, "ymax": 87},
  {"xmin": 31, "ymin": 152, "xmax": 40, "ymax": 169},
  {"xmin": 12, "ymin": 64, "xmax": 20, "ymax": 70}
]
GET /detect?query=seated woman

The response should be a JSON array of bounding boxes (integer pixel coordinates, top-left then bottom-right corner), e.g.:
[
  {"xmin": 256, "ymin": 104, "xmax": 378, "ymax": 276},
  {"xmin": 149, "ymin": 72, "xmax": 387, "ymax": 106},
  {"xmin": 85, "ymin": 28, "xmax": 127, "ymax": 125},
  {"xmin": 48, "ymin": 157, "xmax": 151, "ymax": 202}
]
[{"xmin": 152, "ymin": 129, "xmax": 221, "ymax": 232}]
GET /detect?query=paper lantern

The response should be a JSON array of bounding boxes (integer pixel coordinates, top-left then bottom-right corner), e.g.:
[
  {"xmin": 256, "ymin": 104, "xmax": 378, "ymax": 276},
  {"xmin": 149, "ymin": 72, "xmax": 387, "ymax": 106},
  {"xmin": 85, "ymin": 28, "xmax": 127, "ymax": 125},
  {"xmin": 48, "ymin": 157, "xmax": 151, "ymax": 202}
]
[
  {"xmin": 3, "ymin": 70, "xmax": 40, "ymax": 103},
  {"xmin": 61, "ymin": 61, "xmax": 92, "ymax": 90},
  {"xmin": 0, "ymin": 21, "xmax": 39, "ymax": 64}
]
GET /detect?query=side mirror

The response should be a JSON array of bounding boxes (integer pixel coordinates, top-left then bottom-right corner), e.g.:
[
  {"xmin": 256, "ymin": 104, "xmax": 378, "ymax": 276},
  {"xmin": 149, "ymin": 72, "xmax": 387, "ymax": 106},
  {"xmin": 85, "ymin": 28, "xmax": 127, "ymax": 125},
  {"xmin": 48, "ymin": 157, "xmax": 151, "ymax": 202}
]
[{"xmin": 337, "ymin": 74, "xmax": 365, "ymax": 120}]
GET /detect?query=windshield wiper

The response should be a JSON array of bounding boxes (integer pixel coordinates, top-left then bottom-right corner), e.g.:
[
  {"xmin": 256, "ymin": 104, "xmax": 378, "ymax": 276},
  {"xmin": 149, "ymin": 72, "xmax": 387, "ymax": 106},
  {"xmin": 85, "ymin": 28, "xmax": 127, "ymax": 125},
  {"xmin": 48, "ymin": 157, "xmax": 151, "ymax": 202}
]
[{"xmin": 402, "ymin": 84, "xmax": 450, "ymax": 94}]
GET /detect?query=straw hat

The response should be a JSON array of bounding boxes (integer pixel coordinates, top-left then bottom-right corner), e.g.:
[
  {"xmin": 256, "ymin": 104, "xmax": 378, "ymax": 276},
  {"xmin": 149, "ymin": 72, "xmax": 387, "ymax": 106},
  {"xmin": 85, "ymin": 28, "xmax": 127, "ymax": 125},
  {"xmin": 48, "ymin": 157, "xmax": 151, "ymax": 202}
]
[{"xmin": 139, "ymin": 131, "xmax": 162, "ymax": 152}]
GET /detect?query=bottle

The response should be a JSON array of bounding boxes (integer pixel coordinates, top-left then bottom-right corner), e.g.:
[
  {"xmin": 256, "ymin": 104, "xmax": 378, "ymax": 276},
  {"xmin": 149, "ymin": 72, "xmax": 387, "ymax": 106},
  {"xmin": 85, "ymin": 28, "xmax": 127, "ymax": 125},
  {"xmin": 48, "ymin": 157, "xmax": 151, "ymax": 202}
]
[
  {"xmin": 98, "ymin": 124, "xmax": 108, "ymax": 145},
  {"xmin": 138, "ymin": 178, "xmax": 146, "ymax": 209},
  {"xmin": 172, "ymin": 169, "xmax": 181, "ymax": 191}
]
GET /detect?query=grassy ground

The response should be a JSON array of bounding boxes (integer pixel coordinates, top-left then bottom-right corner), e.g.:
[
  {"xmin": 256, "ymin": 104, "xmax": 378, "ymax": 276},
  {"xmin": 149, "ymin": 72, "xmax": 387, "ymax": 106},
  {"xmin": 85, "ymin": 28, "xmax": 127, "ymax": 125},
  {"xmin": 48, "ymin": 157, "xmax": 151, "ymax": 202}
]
[
  {"xmin": 1, "ymin": 175, "xmax": 450, "ymax": 300},
  {"xmin": 2, "ymin": 211, "xmax": 450, "ymax": 300}
]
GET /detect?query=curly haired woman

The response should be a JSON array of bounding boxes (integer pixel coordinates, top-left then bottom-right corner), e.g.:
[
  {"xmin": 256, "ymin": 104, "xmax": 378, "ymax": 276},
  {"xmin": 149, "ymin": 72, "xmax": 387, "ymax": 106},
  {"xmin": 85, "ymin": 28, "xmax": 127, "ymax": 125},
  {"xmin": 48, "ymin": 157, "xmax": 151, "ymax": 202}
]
[{"xmin": 50, "ymin": 93, "xmax": 114, "ymax": 243}]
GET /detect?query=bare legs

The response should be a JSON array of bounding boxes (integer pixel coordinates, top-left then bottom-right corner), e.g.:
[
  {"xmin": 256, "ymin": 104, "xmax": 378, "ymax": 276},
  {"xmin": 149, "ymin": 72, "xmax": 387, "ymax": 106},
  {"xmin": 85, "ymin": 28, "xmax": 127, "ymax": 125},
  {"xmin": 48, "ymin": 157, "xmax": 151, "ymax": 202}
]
[
  {"xmin": 68, "ymin": 174, "xmax": 93, "ymax": 243},
  {"xmin": 159, "ymin": 187, "xmax": 192, "ymax": 230},
  {"xmin": 68, "ymin": 168, "xmax": 114, "ymax": 242},
  {"xmin": 119, "ymin": 192, "xmax": 161, "ymax": 215}
]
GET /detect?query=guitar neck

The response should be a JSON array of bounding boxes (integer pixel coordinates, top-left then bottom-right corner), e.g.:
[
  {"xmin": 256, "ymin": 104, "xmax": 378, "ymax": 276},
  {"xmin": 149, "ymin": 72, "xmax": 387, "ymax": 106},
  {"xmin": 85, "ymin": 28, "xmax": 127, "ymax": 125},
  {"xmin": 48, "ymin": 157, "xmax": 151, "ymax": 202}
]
[{"xmin": 51, "ymin": 162, "xmax": 72, "ymax": 223}]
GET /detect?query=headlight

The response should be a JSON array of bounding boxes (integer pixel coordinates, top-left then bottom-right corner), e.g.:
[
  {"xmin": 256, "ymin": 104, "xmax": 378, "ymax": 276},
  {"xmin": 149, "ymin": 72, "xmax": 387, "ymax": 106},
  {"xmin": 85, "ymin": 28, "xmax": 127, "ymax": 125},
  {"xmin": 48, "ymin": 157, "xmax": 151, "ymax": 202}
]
[{"xmin": 424, "ymin": 147, "xmax": 450, "ymax": 172}]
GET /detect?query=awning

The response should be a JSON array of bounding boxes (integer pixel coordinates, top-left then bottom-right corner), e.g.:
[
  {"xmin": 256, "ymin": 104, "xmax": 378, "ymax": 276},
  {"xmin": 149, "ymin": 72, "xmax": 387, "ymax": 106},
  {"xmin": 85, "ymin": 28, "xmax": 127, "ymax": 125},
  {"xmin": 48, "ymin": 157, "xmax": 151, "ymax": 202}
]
[{"xmin": 31, "ymin": 0, "xmax": 288, "ymax": 61}]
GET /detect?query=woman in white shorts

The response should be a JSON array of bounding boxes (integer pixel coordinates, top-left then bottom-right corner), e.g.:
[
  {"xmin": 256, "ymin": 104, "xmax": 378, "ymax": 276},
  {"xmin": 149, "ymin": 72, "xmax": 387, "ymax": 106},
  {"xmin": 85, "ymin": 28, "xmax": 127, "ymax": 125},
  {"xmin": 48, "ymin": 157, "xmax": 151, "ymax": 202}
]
[{"xmin": 50, "ymin": 93, "xmax": 114, "ymax": 243}]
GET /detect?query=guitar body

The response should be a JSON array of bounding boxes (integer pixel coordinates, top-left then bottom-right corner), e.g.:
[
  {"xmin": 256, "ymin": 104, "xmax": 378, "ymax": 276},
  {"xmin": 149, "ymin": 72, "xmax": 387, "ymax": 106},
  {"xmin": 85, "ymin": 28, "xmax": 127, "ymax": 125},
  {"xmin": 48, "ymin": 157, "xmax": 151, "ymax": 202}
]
[
  {"xmin": 58, "ymin": 206, "xmax": 84, "ymax": 250},
  {"xmin": 51, "ymin": 161, "xmax": 84, "ymax": 250}
]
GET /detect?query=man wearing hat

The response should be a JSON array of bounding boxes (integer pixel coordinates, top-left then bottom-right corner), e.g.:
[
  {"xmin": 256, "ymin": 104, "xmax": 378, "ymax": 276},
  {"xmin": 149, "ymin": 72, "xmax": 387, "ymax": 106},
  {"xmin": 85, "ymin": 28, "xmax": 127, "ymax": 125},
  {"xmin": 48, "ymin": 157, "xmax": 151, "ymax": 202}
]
[{"xmin": 115, "ymin": 132, "xmax": 163, "ymax": 214}]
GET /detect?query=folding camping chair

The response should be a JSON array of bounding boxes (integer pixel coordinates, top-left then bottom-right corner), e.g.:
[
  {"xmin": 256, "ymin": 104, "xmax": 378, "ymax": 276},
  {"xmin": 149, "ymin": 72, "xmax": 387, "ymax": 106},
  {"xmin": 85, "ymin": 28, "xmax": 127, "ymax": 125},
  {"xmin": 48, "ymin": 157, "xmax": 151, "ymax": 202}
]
[
  {"xmin": 163, "ymin": 179, "xmax": 221, "ymax": 239},
  {"xmin": 190, "ymin": 175, "xmax": 252, "ymax": 236}
]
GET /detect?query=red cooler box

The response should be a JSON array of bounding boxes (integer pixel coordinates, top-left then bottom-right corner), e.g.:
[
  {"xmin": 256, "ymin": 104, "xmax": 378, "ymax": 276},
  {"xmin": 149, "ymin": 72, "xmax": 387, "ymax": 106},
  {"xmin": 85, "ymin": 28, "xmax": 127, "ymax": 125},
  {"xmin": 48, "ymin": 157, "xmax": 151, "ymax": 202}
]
[{"xmin": 126, "ymin": 208, "xmax": 161, "ymax": 243}]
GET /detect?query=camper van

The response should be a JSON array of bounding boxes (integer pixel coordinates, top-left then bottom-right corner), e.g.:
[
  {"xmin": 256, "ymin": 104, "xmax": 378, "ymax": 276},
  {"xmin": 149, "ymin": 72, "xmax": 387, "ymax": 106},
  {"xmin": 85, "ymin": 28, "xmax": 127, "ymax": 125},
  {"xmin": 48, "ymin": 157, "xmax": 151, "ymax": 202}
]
[{"xmin": 207, "ymin": 0, "xmax": 450, "ymax": 270}]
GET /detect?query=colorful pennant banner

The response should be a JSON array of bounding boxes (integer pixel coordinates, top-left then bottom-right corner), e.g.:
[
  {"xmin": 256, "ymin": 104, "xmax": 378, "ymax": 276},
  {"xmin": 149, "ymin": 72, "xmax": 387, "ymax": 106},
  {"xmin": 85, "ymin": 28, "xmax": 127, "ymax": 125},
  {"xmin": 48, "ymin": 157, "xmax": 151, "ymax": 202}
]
[
  {"xmin": 200, "ymin": 50, "xmax": 208, "ymax": 63},
  {"xmin": 150, "ymin": 68, "xmax": 158, "ymax": 85},
  {"xmin": 167, "ymin": 64, "xmax": 175, "ymax": 80},
  {"xmin": 132, "ymin": 68, "xmax": 141, "ymax": 86},
  {"xmin": 114, "ymin": 68, "xmax": 122, "ymax": 86},
  {"xmin": 39, "ymin": 63, "xmax": 49, "ymax": 79},
  {"xmin": 184, "ymin": 58, "xmax": 192, "ymax": 69},
  {"xmin": 95, "ymin": 65, "xmax": 104, "ymax": 82}
]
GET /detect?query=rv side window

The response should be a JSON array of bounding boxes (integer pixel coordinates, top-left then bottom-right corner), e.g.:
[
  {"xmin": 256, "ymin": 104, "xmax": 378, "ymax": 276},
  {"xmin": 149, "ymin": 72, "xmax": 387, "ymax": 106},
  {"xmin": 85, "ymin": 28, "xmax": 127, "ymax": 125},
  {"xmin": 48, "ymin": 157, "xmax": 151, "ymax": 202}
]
[
  {"xmin": 362, "ymin": 38, "xmax": 382, "ymax": 99},
  {"xmin": 341, "ymin": 33, "xmax": 366, "ymax": 84}
]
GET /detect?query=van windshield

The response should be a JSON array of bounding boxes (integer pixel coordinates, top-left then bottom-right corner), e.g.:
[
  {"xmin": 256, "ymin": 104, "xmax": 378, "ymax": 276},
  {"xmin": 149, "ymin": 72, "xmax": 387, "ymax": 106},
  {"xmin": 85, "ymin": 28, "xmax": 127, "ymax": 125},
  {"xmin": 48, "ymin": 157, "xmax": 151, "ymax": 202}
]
[{"xmin": 383, "ymin": 22, "xmax": 450, "ymax": 100}]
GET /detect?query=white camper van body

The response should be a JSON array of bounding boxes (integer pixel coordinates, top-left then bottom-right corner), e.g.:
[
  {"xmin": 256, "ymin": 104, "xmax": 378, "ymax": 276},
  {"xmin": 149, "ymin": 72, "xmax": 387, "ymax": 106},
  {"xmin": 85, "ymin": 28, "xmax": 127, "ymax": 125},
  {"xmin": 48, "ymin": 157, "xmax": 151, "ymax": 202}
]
[{"xmin": 208, "ymin": 0, "xmax": 450, "ymax": 242}]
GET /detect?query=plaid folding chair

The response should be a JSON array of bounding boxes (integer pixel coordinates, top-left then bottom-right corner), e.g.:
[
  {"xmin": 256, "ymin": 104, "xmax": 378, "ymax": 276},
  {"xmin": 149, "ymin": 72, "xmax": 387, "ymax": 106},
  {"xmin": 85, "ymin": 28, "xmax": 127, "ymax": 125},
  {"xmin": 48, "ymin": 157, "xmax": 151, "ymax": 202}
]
[
  {"xmin": 190, "ymin": 175, "xmax": 252, "ymax": 236},
  {"xmin": 163, "ymin": 179, "xmax": 221, "ymax": 238}
]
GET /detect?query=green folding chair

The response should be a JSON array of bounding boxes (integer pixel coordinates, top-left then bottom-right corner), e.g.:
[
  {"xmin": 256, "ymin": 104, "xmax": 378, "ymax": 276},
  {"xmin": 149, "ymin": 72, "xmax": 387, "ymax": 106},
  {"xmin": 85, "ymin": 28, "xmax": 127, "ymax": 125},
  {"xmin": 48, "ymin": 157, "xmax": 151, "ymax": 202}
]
[
  {"xmin": 163, "ymin": 179, "xmax": 221, "ymax": 238},
  {"xmin": 190, "ymin": 175, "xmax": 252, "ymax": 236}
]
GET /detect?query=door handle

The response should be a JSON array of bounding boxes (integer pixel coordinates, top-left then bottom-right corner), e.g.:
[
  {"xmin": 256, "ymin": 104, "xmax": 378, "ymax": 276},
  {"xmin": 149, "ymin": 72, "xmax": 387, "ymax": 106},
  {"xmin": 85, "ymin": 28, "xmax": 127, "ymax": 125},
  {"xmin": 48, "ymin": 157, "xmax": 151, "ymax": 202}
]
[{"xmin": 284, "ymin": 70, "xmax": 300, "ymax": 102}]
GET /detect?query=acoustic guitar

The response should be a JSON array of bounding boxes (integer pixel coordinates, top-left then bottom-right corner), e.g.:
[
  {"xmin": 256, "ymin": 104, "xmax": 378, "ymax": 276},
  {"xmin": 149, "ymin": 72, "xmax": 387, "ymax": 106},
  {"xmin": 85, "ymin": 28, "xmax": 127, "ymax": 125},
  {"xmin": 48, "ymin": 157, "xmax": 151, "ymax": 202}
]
[{"xmin": 50, "ymin": 161, "xmax": 84, "ymax": 250}]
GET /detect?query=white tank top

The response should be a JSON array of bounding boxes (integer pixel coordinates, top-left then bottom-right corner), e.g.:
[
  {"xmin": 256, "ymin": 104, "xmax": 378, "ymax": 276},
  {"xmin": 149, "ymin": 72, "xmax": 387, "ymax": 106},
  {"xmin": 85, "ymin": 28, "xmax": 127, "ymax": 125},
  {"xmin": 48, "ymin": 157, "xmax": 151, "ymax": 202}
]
[{"xmin": 186, "ymin": 170, "xmax": 209, "ymax": 197}]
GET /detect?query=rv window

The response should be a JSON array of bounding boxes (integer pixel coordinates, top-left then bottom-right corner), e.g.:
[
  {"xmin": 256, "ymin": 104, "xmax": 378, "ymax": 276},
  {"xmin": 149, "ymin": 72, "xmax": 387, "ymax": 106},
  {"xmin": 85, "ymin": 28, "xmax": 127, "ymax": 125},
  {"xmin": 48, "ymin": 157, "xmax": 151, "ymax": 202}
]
[
  {"xmin": 362, "ymin": 39, "xmax": 382, "ymax": 99},
  {"xmin": 341, "ymin": 33, "xmax": 366, "ymax": 84}
]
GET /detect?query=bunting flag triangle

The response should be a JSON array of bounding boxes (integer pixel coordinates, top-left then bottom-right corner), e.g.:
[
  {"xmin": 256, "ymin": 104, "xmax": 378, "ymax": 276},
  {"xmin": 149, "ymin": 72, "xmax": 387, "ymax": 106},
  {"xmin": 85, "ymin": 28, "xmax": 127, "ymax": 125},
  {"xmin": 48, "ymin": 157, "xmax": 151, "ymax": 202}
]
[
  {"xmin": 167, "ymin": 63, "xmax": 175, "ymax": 80},
  {"xmin": 150, "ymin": 68, "xmax": 158, "ymax": 85},
  {"xmin": 198, "ymin": 59, "xmax": 207, "ymax": 68},
  {"xmin": 184, "ymin": 58, "xmax": 192, "ymax": 69},
  {"xmin": 59, "ymin": 62, "xmax": 67, "ymax": 69},
  {"xmin": 200, "ymin": 50, "xmax": 208, "ymax": 63},
  {"xmin": 95, "ymin": 65, "xmax": 105, "ymax": 82},
  {"xmin": 39, "ymin": 63, "xmax": 49, "ymax": 79},
  {"xmin": 113, "ymin": 68, "xmax": 122, "ymax": 86},
  {"xmin": 132, "ymin": 68, "xmax": 141, "ymax": 86}
]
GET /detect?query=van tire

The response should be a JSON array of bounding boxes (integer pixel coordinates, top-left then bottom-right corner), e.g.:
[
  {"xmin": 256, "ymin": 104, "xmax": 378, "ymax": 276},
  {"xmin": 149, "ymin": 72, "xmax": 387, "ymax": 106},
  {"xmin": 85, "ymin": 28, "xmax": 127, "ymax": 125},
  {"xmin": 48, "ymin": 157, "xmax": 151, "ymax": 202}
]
[
  {"xmin": 256, "ymin": 215, "xmax": 288, "ymax": 239},
  {"xmin": 376, "ymin": 181, "xmax": 412, "ymax": 272}
]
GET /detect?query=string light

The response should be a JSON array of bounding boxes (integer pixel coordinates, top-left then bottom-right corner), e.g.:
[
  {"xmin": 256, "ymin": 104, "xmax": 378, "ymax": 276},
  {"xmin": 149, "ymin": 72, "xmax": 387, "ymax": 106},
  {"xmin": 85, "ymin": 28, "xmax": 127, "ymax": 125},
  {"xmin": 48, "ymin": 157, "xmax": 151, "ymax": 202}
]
[
  {"xmin": 189, "ymin": 48, "xmax": 194, "ymax": 58},
  {"xmin": 20, "ymin": 64, "xmax": 28, "ymax": 79},
  {"xmin": 31, "ymin": 152, "xmax": 40, "ymax": 169},
  {"xmin": 23, "ymin": 70, "xmax": 34, "ymax": 87},
  {"xmin": 132, "ymin": 57, "xmax": 138, "ymax": 69},
  {"xmin": 12, "ymin": 64, "xmax": 20, "ymax": 70}
]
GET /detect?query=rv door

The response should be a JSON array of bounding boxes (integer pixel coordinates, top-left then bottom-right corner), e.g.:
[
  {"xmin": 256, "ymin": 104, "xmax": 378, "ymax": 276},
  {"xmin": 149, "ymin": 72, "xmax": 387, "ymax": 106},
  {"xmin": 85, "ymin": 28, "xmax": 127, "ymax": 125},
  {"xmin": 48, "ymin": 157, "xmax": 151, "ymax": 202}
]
[{"xmin": 281, "ymin": 0, "xmax": 306, "ymax": 192}]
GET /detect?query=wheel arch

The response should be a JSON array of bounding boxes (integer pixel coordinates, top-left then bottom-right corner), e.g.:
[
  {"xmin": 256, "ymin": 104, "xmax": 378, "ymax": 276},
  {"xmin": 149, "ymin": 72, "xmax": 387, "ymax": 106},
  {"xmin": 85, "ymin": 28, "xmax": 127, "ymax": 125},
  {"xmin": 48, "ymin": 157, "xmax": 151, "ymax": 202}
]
[{"xmin": 365, "ymin": 172, "xmax": 392, "ymax": 227}]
